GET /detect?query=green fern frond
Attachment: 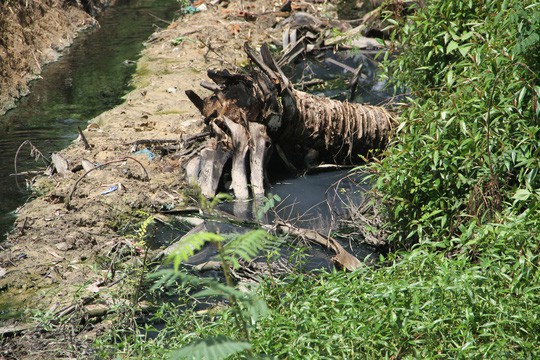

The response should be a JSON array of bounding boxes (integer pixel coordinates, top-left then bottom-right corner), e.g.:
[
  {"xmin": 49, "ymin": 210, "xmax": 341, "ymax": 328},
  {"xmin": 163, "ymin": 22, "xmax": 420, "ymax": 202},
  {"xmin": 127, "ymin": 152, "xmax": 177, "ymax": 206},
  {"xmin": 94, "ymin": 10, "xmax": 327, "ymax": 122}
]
[
  {"xmin": 128, "ymin": 214, "xmax": 155, "ymax": 246},
  {"xmin": 194, "ymin": 281, "xmax": 269, "ymax": 322},
  {"xmin": 149, "ymin": 268, "xmax": 182, "ymax": 291},
  {"xmin": 193, "ymin": 280, "xmax": 252, "ymax": 301},
  {"xmin": 167, "ymin": 232, "xmax": 225, "ymax": 271},
  {"xmin": 223, "ymin": 230, "xmax": 275, "ymax": 268},
  {"xmin": 169, "ymin": 336, "xmax": 251, "ymax": 360},
  {"xmin": 149, "ymin": 269, "xmax": 208, "ymax": 291}
]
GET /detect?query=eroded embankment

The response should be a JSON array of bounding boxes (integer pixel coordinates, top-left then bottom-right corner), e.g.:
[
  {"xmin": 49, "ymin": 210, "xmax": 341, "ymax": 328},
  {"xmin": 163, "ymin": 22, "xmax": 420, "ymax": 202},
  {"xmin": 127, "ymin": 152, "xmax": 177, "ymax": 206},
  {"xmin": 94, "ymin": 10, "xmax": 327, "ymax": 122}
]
[
  {"xmin": 0, "ymin": 0, "xmax": 299, "ymax": 323},
  {"xmin": 0, "ymin": 0, "xmax": 113, "ymax": 115}
]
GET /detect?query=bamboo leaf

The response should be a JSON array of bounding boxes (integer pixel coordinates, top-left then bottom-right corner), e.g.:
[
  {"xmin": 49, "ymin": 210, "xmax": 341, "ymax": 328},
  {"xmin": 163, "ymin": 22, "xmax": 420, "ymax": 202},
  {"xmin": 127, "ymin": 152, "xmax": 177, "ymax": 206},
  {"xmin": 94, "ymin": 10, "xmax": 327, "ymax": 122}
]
[
  {"xmin": 512, "ymin": 189, "xmax": 531, "ymax": 201},
  {"xmin": 458, "ymin": 45, "xmax": 472, "ymax": 57},
  {"xmin": 446, "ymin": 40, "xmax": 459, "ymax": 54}
]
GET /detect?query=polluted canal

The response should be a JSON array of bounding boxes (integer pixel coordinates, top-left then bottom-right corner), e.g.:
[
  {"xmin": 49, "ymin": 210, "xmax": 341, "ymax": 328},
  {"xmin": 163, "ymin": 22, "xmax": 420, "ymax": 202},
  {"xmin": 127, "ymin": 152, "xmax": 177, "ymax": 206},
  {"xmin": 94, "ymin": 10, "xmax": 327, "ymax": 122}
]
[
  {"xmin": 0, "ymin": 0, "xmax": 394, "ymax": 319},
  {"xmin": 0, "ymin": 0, "xmax": 179, "ymax": 242},
  {"xmin": 0, "ymin": 2, "xmax": 401, "ymax": 356},
  {"xmin": 151, "ymin": 46, "xmax": 395, "ymax": 275}
]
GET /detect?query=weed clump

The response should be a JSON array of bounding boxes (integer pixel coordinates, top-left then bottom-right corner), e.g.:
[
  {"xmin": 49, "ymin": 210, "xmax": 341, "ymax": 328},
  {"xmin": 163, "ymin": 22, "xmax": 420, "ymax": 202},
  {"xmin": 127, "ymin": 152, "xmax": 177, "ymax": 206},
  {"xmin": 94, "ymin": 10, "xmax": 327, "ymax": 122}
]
[{"xmin": 374, "ymin": 0, "xmax": 540, "ymax": 249}]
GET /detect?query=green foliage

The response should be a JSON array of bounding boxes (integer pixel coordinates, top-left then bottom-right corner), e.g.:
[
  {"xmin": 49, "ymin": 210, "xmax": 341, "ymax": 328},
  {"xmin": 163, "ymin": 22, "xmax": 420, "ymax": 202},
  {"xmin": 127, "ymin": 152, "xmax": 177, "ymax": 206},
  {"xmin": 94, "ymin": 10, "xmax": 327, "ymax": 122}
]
[
  {"xmin": 251, "ymin": 235, "xmax": 540, "ymax": 358},
  {"xmin": 95, "ymin": 202, "xmax": 540, "ymax": 359},
  {"xmin": 167, "ymin": 232, "xmax": 225, "ymax": 271},
  {"xmin": 164, "ymin": 229, "xmax": 276, "ymax": 272},
  {"xmin": 128, "ymin": 212, "xmax": 155, "ymax": 247},
  {"xmin": 222, "ymin": 229, "xmax": 276, "ymax": 269},
  {"xmin": 384, "ymin": 1, "xmax": 485, "ymax": 93},
  {"xmin": 374, "ymin": 0, "xmax": 540, "ymax": 246},
  {"xmin": 256, "ymin": 193, "xmax": 281, "ymax": 221},
  {"xmin": 148, "ymin": 194, "xmax": 277, "ymax": 359},
  {"xmin": 101, "ymin": 216, "xmax": 540, "ymax": 358},
  {"xmin": 171, "ymin": 37, "xmax": 186, "ymax": 46},
  {"xmin": 512, "ymin": 4, "xmax": 540, "ymax": 67},
  {"xmin": 93, "ymin": 2, "xmax": 540, "ymax": 358},
  {"xmin": 170, "ymin": 336, "xmax": 251, "ymax": 360}
]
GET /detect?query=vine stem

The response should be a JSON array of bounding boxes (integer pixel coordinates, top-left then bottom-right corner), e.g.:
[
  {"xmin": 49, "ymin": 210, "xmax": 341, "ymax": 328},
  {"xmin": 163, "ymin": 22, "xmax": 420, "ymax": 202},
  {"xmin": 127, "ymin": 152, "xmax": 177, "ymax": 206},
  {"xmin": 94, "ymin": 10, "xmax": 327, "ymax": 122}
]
[
  {"xmin": 13, "ymin": 140, "xmax": 50, "ymax": 190},
  {"xmin": 133, "ymin": 231, "xmax": 152, "ymax": 307},
  {"xmin": 483, "ymin": 66, "xmax": 504, "ymax": 212}
]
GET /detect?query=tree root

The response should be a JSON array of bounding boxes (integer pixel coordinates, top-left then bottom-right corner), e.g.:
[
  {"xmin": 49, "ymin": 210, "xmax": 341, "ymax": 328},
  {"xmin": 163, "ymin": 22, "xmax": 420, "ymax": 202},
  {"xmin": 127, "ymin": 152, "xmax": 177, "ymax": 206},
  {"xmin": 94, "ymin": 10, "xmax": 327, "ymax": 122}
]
[{"xmin": 184, "ymin": 42, "xmax": 397, "ymax": 199}]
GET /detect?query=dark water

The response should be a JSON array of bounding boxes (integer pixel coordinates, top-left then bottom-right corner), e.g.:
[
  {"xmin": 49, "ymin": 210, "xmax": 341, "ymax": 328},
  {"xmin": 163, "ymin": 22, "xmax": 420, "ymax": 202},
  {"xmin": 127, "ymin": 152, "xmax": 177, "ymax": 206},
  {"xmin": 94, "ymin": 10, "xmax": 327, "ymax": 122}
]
[
  {"xmin": 284, "ymin": 48, "xmax": 394, "ymax": 105},
  {"xmin": 270, "ymin": 170, "xmax": 369, "ymax": 230},
  {"xmin": 216, "ymin": 169, "xmax": 369, "ymax": 233},
  {"xmin": 0, "ymin": 0, "xmax": 178, "ymax": 241}
]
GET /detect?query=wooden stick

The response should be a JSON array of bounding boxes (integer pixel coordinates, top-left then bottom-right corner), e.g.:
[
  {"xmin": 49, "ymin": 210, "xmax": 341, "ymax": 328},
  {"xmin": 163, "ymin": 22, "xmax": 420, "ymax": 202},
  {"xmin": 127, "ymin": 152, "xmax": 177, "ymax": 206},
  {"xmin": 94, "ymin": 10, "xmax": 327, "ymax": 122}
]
[
  {"xmin": 272, "ymin": 221, "xmax": 362, "ymax": 271},
  {"xmin": 78, "ymin": 126, "xmax": 92, "ymax": 150}
]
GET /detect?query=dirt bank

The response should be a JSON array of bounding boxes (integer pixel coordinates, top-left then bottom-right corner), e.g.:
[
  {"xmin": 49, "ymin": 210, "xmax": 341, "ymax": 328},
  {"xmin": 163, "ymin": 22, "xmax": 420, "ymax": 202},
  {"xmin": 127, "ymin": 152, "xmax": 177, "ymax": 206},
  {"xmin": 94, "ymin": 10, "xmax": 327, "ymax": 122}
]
[
  {"xmin": 0, "ymin": 0, "xmax": 288, "ymax": 308},
  {"xmin": 0, "ymin": 0, "xmax": 113, "ymax": 116}
]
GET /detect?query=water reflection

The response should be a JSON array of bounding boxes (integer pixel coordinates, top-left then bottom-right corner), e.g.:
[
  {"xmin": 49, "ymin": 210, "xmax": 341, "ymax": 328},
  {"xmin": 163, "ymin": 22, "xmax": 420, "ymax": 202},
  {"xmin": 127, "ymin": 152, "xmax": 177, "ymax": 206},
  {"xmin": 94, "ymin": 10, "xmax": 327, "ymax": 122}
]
[
  {"xmin": 0, "ymin": 0, "xmax": 178, "ymax": 241},
  {"xmin": 216, "ymin": 169, "xmax": 369, "ymax": 234}
]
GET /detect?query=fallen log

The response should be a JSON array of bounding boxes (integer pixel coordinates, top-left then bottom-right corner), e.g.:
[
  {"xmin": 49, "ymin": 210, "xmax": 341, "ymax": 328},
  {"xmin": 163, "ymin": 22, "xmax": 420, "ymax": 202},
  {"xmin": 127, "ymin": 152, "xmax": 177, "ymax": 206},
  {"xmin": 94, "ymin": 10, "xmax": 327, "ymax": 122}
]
[
  {"xmin": 185, "ymin": 42, "xmax": 396, "ymax": 199},
  {"xmin": 270, "ymin": 221, "xmax": 362, "ymax": 271}
]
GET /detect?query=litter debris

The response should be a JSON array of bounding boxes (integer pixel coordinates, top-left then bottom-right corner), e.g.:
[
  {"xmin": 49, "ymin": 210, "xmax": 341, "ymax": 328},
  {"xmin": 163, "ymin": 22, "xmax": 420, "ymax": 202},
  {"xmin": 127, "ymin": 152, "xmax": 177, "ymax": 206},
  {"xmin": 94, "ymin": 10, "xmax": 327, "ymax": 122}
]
[
  {"xmin": 182, "ymin": 0, "xmax": 207, "ymax": 14},
  {"xmin": 101, "ymin": 185, "xmax": 118, "ymax": 195},
  {"xmin": 133, "ymin": 148, "xmax": 156, "ymax": 160},
  {"xmin": 51, "ymin": 153, "xmax": 70, "ymax": 176}
]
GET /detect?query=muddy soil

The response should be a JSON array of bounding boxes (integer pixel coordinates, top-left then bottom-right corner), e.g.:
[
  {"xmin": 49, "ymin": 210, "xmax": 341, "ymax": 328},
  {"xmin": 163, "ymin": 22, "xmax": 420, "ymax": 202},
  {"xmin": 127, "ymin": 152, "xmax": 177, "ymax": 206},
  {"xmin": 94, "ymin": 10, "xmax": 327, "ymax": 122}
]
[
  {"xmin": 0, "ymin": 1, "xmax": 351, "ymax": 358},
  {"xmin": 0, "ymin": 0, "xmax": 115, "ymax": 116}
]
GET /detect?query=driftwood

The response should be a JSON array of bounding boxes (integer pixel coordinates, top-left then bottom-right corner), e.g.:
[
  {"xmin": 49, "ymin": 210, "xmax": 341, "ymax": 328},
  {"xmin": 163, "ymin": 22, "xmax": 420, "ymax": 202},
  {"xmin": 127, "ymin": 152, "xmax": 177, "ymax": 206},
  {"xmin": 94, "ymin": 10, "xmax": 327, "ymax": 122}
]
[
  {"xmin": 184, "ymin": 42, "xmax": 396, "ymax": 199},
  {"xmin": 271, "ymin": 221, "xmax": 362, "ymax": 271}
]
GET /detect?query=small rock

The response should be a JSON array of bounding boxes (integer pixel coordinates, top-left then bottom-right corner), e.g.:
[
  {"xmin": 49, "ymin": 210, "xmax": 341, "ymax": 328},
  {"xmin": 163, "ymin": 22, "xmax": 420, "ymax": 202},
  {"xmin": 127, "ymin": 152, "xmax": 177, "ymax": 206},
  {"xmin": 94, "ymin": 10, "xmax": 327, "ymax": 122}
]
[
  {"xmin": 87, "ymin": 123, "xmax": 100, "ymax": 131},
  {"xmin": 55, "ymin": 242, "xmax": 69, "ymax": 251},
  {"xmin": 81, "ymin": 159, "xmax": 96, "ymax": 172},
  {"xmin": 86, "ymin": 282, "xmax": 100, "ymax": 293},
  {"xmin": 166, "ymin": 87, "xmax": 177, "ymax": 94}
]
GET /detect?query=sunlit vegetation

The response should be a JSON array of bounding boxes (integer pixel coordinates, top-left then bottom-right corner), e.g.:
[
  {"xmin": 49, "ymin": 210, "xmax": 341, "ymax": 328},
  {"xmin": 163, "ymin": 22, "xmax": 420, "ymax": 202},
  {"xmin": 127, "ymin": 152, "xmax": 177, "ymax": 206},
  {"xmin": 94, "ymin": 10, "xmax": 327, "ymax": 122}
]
[{"xmin": 95, "ymin": 1, "xmax": 540, "ymax": 358}]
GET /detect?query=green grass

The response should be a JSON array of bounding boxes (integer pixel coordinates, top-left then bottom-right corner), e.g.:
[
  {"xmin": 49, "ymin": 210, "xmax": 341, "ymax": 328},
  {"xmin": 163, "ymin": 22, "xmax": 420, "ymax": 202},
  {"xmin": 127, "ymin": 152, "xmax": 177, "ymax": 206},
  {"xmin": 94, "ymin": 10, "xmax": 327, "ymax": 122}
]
[
  {"xmin": 253, "ymin": 237, "xmax": 540, "ymax": 358},
  {"xmin": 94, "ymin": 220, "xmax": 540, "ymax": 358},
  {"xmin": 94, "ymin": 208, "xmax": 540, "ymax": 358}
]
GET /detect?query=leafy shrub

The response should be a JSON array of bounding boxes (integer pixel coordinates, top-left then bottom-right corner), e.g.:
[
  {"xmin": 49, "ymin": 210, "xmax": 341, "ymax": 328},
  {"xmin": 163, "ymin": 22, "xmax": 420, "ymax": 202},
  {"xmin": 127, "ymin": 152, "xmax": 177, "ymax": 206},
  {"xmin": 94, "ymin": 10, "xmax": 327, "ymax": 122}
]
[
  {"xmin": 375, "ymin": 0, "xmax": 540, "ymax": 247},
  {"xmin": 251, "ymin": 226, "xmax": 540, "ymax": 358}
]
